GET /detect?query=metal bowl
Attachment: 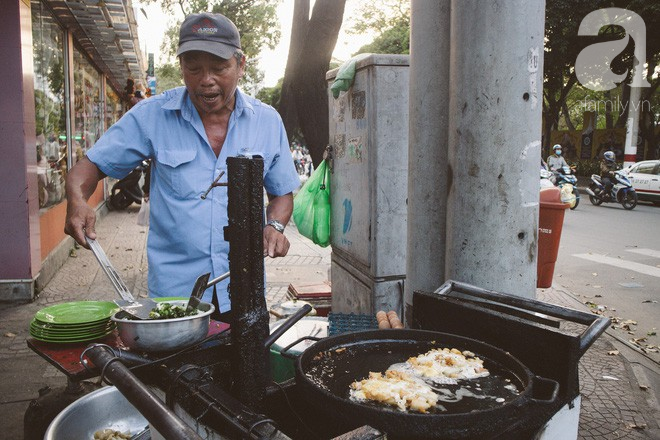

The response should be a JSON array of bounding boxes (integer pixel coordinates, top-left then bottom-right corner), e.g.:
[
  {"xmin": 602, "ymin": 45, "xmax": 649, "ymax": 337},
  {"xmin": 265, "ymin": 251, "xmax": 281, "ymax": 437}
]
[
  {"xmin": 45, "ymin": 386, "xmax": 148, "ymax": 439},
  {"xmin": 111, "ymin": 300, "xmax": 215, "ymax": 352}
]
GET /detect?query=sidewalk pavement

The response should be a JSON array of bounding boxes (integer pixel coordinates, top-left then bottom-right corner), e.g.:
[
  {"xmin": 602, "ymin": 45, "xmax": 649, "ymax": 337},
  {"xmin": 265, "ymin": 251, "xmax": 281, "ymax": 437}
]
[{"xmin": 0, "ymin": 206, "xmax": 658, "ymax": 439}]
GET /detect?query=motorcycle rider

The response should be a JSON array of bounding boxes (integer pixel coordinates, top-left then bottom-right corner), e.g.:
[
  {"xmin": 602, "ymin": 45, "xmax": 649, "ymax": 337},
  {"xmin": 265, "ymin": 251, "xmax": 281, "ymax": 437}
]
[
  {"xmin": 599, "ymin": 151, "xmax": 618, "ymax": 197},
  {"xmin": 547, "ymin": 144, "xmax": 570, "ymax": 172},
  {"xmin": 547, "ymin": 144, "xmax": 575, "ymax": 185}
]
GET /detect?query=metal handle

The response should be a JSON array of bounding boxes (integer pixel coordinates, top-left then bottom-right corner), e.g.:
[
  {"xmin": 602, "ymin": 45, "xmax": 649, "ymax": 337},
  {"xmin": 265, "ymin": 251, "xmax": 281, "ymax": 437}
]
[
  {"xmin": 529, "ymin": 375, "xmax": 559, "ymax": 404},
  {"xmin": 86, "ymin": 236, "xmax": 135, "ymax": 302},
  {"xmin": 279, "ymin": 336, "xmax": 321, "ymax": 360},
  {"xmin": 436, "ymin": 280, "xmax": 611, "ymax": 356},
  {"xmin": 264, "ymin": 304, "xmax": 313, "ymax": 349}
]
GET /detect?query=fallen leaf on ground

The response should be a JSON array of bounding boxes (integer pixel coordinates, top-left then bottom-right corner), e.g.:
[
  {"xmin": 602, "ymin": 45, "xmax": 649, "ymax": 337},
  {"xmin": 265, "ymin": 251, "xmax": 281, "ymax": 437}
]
[
  {"xmin": 602, "ymin": 375, "xmax": 619, "ymax": 381},
  {"xmin": 648, "ymin": 331, "xmax": 657, "ymax": 336},
  {"xmin": 592, "ymin": 272, "xmax": 598, "ymax": 277},
  {"xmin": 607, "ymin": 350, "xmax": 619, "ymax": 356},
  {"xmin": 639, "ymin": 385, "xmax": 648, "ymax": 391},
  {"xmin": 593, "ymin": 285, "xmax": 602, "ymax": 289},
  {"xmin": 595, "ymin": 294, "xmax": 602, "ymax": 298},
  {"xmin": 626, "ymin": 423, "xmax": 647, "ymax": 430},
  {"xmin": 4, "ymin": 332, "xmax": 16, "ymax": 338},
  {"xmin": 642, "ymin": 300, "xmax": 658, "ymax": 303}
]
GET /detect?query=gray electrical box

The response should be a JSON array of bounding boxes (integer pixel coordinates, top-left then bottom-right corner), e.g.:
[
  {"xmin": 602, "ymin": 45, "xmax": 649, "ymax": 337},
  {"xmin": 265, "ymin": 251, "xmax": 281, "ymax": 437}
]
[{"xmin": 326, "ymin": 54, "xmax": 409, "ymax": 315}]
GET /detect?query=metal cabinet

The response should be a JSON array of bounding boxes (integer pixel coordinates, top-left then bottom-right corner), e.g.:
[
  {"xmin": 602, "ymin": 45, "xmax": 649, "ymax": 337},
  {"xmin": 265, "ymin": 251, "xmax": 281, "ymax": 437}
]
[{"xmin": 327, "ymin": 54, "xmax": 410, "ymax": 315}]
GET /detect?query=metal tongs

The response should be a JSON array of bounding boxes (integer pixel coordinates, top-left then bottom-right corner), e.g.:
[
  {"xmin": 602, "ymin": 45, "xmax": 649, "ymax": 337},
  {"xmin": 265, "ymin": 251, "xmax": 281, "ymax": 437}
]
[{"xmin": 86, "ymin": 236, "xmax": 157, "ymax": 320}]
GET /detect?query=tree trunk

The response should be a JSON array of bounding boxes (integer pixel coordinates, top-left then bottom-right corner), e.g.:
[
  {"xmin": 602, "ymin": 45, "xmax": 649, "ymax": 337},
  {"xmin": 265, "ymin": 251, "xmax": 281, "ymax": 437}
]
[
  {"xmin": 604, "ymin": 89, "xmax": 613, "ymax": 129},
  {"xmin": 278, "ymin": 0, "xmax": 309, "ymax": 141},
  {"xmin": 291, "ymin": 0, "xmax": 347, "ymax": 165},
  {"xmin": 561, "ymin": 101, "xmax": 575, "ymax": 131},
  {"xmin": 614, "ymin": 84, "xmax": 630, "ymax": 129}
]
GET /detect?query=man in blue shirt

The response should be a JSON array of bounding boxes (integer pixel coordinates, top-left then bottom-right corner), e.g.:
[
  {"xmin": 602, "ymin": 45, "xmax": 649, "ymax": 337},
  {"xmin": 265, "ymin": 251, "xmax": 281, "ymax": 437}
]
[{"xmin": 64, "ymin": 13, "xmax": 300, "ymax": 316}]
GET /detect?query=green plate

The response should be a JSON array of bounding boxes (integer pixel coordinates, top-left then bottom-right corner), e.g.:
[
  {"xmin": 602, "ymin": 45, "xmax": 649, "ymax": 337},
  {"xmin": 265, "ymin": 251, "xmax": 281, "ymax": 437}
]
[
  {"xmin": 31, "ymin": 318, "xmax": 113, "ymax": 330},
  {"xmin": 154, "ymin": 297, "xmax": 188, "ymax": 302},
  {"xmin": 30, "ymin": 320, "xmax": 115, "ymax": 337},
  {"xmin": 29, "ymin": 327, "xmax": 115, "ymax": 343},
  {"xmin": 34, "ymin": 301, "xmax": 119, "ymax": 325}
]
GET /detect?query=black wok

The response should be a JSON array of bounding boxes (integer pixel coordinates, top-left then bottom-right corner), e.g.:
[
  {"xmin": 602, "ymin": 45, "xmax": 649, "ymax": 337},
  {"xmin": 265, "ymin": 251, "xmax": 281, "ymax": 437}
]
[{"xmin": 293, "ymin": 329, "xmax": 559, "ymax": 439}]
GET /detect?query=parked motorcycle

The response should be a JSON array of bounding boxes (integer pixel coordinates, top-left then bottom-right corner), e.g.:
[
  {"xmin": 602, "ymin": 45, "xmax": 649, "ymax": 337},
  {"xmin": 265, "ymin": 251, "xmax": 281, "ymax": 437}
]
[
  {"xmin": 540, "ymin": 167, "xmax": 555, "ymax": 188},
  {"xmin": 551, "ymin": 166, "xmax": 579, "ymax": 209},
  {"xmin": 108, "ymin": 160, "xmax": 150, "ymax": 211},
  {"xmin": 586, "ymin": 170, "xmax": 637, "ymax": 210}
]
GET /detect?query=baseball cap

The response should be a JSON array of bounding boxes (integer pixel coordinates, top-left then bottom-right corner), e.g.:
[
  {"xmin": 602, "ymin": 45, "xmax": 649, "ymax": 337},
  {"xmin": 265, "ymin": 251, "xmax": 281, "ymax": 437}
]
[{"xmin": 177, "ymin": 13, "xmax": 241, "ymax": 60}]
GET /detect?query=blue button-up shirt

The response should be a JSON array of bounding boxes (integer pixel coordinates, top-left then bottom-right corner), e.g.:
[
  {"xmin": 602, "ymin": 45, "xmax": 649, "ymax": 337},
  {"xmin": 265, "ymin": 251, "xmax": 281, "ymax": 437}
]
[{"xmin": 87, "ymin": 87, "xmax": 300, "ymax": 312}]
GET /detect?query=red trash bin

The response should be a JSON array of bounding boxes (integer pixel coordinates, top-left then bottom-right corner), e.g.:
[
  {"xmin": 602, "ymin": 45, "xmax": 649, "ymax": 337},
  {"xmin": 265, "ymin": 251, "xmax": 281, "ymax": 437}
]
[{"xmin": 537, "ymin": 187, "xmax": 569, "ymax": 288}]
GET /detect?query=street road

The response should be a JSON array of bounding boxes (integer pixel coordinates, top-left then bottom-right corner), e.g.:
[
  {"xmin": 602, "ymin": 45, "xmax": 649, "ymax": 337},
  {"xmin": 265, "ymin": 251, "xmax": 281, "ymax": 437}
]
[{"xmin": 553, "ymin": 198, "xmax": 660, "ymax": 363}]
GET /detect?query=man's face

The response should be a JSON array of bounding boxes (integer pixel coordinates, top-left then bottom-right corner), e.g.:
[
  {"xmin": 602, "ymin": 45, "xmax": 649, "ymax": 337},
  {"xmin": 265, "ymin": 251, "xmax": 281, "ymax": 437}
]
[{"xmin": 180, "ymin": 51, "xmax": 245, "ymax": 115}]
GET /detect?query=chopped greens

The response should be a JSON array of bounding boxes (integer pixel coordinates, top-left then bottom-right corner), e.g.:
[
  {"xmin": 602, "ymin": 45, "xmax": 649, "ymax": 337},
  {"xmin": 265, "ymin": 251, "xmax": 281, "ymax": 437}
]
[{"xmin": 148, "ymin": 302, "xmax": 199, "ymax": 320}]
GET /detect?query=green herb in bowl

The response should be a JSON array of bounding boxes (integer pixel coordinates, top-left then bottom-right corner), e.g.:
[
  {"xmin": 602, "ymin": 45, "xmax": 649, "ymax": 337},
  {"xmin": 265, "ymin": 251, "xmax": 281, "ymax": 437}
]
[{"xmin": 148, "ymin": 302, "xmax": 199, "ymax": 320}]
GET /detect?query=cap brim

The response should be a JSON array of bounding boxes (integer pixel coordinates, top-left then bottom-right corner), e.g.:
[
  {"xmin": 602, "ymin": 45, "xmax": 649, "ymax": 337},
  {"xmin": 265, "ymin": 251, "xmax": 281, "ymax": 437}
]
[{"xmin": 177, "ymin": 40, "xmax": 236, "ymax": 59}]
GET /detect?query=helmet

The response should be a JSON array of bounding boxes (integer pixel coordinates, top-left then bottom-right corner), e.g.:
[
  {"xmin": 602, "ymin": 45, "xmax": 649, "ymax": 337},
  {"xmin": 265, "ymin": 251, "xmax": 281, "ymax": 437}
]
[
  {"xmin": 604, "ymin": 151, "xmax": 615, "ymax": 163},
  {"xmin": 553, "ymin": 144, "xmax": 562, "ymax": 152}
]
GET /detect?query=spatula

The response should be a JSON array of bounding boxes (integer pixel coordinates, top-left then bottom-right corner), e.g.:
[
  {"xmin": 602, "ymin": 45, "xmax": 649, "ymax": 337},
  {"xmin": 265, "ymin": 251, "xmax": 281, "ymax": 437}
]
[
  {"xmin": 187, "ymin": 273, "xmax": 211, "ymax": 313},
  {"xmin": 86, "ymin": 236, "xmax": 157, "ymax": 320}
]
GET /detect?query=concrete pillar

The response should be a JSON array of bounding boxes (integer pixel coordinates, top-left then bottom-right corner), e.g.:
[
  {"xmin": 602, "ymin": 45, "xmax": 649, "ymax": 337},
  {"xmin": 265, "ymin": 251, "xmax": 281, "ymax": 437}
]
[
  {"xmin": 445, "ymin": 0, "xmax": 545, "ymax": 298},
  {"xmin": 0, "ymin": 0, "xmax": 40, "ymax": 301},
  {"xmin": 405, "ymin": 0, "xmax": 451, "ymax": 321}
]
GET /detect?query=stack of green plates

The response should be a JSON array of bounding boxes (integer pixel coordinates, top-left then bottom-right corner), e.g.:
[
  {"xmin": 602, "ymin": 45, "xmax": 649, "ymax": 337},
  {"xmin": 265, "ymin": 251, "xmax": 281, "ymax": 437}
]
[{"xmin": 30, "ymin": 301, "xmax": 119, "ymax": 343}]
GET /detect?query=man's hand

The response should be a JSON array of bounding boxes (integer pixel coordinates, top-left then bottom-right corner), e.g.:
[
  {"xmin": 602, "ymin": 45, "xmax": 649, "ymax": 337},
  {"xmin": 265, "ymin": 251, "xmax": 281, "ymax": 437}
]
[
  {"xmin": 63, "ymin": 157, "xmax": 106, "ymax": 248},
  {"xmin": 263, "ymin": 225, "xmax": 290, "ymax": 257},
  {"xmin": 263, "ymin": 192, "xmax": 294, "ymax": 258},
  {"xmin": 64, "ymin": 200, "xmax": 96, "ymax": 248}
]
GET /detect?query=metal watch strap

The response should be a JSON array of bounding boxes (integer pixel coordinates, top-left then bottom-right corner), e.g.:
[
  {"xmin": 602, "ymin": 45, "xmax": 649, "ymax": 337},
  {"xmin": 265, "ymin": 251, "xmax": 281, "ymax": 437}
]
[{"xmin": 267, "ymin": 219, "xmax": 285, "ymax": 233}]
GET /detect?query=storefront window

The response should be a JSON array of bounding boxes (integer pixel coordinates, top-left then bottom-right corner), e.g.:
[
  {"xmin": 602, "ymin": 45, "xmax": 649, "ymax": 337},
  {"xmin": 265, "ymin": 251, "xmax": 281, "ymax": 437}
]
[
  {"xmin": 32, "ymin": 1, "xmax": 66, "ymax": 209},
  {"xmin": 105, "ymin": 83, "xmax": 123, "ymax": 199},
  {"xmin": 72, "ymin": 47, "xmax": 102, "ymax": 165},
  {"xmin": 105, "ymin": 84, "xmax": 123, "ymax": 128}
]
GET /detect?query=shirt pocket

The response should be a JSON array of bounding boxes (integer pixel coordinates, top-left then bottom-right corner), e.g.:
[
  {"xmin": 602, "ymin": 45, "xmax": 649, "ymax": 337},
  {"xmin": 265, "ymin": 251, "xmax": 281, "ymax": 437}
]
[{"xmin": 157, "ymin": 149, "xmax": 199, "ymax": 199}]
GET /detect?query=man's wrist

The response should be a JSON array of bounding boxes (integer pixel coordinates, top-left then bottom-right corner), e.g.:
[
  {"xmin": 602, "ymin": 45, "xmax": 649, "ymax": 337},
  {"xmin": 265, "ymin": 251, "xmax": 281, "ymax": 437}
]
[{"xmin": 266, "ymin": 219, "xmax": 285, "ymax": 233}]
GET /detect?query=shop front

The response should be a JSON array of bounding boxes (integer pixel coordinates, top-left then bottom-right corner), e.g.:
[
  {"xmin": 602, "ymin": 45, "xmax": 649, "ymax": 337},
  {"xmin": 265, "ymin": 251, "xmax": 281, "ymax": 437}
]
[{"xmin": 0, "ymin": 0, "xmax": 144, "ymax": 301}]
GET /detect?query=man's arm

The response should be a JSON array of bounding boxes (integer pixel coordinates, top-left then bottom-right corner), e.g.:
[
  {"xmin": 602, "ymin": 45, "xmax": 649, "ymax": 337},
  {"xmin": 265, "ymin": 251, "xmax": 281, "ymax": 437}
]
[
  {"xmin": 263, "ymin": 192, "xmax": 293, "ymax": 257},
  {"xmin": 64, "ymin": 157, "xmax": 107, "ymax": 247}
]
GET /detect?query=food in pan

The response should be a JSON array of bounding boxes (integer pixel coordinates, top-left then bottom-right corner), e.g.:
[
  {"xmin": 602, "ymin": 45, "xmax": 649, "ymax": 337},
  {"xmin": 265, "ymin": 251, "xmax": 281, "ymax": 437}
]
[
  {"xmin": 147, "ymin": 302, "xmax": 199, "ymax": 320},
  {"xmin": 393, "ymin": 347, "xmax": 490, "ymax": 382},
  {"xmin": 93, "ymin": 429, "xmax": 131, "ymax": 440},
  {"xmin": 349, "ymin": 347, "xmax": 490, "ymax": 412},
  {"xmin": 350, "ymin": 370, "xmax": 438, "ymax": 413}
]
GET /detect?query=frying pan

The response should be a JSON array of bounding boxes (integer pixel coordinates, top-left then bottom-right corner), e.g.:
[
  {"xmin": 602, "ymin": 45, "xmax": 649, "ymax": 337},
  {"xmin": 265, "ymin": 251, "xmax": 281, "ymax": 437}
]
[{"xmin": 292, "ymin": 329, "xmax": 559, "ymax": 440}]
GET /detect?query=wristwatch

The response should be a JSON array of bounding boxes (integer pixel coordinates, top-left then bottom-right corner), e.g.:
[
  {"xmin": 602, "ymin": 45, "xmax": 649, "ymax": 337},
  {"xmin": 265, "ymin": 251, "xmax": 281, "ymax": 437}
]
[{"xmin": 266, "ymin": 219, "xmax": 285, "ymax": 233}]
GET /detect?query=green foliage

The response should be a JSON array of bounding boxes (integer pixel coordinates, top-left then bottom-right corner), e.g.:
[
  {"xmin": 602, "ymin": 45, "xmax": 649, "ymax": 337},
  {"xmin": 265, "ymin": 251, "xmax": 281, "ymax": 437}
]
[
  {"xmin": 142, "ymin": 0, "xmax": 281, "ymax": 92},
  {"xmin": 154, "ymin": 63, "xmax": 184, "ymax": 92},
  {"xmin": 353, "ymin": 19, "xmax": 409, "ymax": 56},
  {"xmin": 574, "ymin": 159, "xmax": 602, "ymax": 177},
  {"xmin": 348, "ymin": 0, "xmax": 410, "ymax": 56},
  {"xmin": 255, "ymin": 77, "xmax": 282, "ymax": 108},
  {"xmin": 347, "ymin": 0, "xmax": 409, "ymax": 35}
]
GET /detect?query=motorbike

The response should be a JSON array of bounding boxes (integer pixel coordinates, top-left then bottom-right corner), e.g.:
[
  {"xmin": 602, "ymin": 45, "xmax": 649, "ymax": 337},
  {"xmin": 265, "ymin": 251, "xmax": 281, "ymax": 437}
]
[
  {"xmin": 108, "ymin": 160, "xmax": 150, "ymax": 211},
  {"xmin": 551, "ymin": 166, "xmax": 580, "ymax": 209},
  {"xmin": 586, "ymin": 170, "xmax": 637, "ymax": 210}
]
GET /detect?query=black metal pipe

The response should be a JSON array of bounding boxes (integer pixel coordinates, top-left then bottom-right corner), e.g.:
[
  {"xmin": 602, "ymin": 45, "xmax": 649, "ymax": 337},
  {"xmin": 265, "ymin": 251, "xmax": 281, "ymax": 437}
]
[
  {"xmin": 226, "ymin": 156, "xmax": 270, "ymax": 408},
  {"xmin": 86, "ymin": 345, "xmax": 203, "ymax": 440},
  {"xmin": 264, "ymin": 304, "xmax": 313, "ymax": 348}
]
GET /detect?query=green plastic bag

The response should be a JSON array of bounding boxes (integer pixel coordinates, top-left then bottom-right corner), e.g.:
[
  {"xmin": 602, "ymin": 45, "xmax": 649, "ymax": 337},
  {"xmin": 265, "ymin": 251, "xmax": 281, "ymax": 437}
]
[{"xmin": 293, "ymin": 160, "xmax": 331, "ymax": 247}]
